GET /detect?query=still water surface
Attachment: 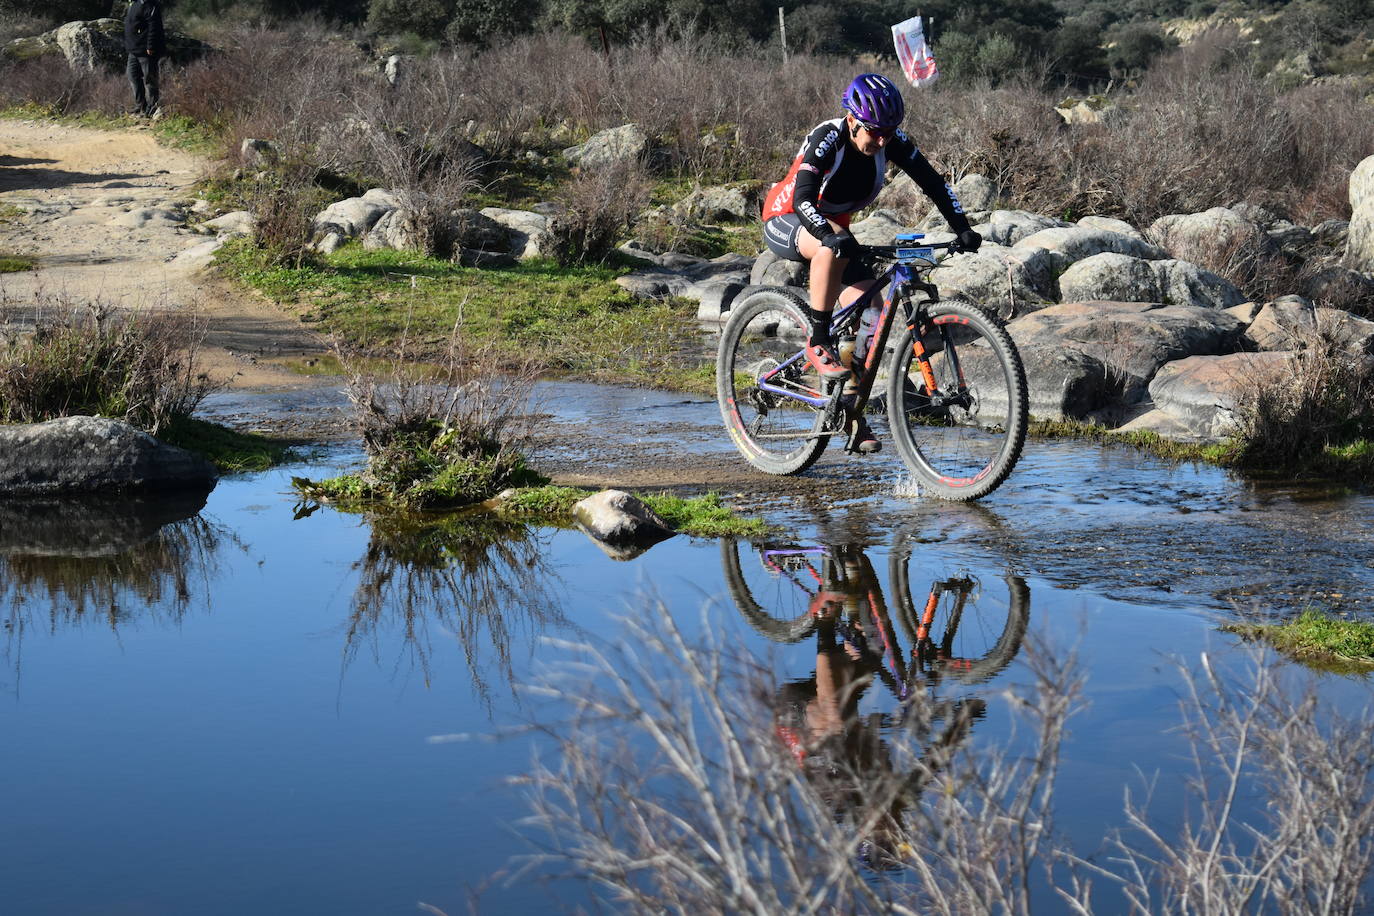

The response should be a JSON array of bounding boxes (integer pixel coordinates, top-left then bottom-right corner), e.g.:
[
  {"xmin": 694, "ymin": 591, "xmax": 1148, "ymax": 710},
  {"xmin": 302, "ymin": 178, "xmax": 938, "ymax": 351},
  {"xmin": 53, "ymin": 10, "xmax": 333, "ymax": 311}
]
[{"xmin": 3, "ymin": 434, "xmax": 1373, "ymax": 914}]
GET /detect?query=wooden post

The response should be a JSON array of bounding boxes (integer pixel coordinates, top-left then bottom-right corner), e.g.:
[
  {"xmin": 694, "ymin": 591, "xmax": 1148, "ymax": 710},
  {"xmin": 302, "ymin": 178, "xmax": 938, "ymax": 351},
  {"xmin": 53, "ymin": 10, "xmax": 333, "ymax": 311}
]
[{"xmin": 778, "ymin": 7, "xmax": 788, "ymax": 66}]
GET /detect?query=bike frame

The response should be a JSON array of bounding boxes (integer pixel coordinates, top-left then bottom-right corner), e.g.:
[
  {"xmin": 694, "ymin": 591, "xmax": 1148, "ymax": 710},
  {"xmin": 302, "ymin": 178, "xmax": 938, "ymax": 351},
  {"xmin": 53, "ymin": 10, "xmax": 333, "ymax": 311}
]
[{"xmin": 754, "ymin": 235, "xmax": 954, "ymax": 417}]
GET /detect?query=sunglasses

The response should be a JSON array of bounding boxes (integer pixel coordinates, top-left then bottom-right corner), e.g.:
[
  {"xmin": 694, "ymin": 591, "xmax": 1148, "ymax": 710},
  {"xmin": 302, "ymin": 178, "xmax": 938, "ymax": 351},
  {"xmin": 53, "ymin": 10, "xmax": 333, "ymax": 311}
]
[{"xmin": 855, "ymin": 120, "xmax": 896, "ymax": 140}]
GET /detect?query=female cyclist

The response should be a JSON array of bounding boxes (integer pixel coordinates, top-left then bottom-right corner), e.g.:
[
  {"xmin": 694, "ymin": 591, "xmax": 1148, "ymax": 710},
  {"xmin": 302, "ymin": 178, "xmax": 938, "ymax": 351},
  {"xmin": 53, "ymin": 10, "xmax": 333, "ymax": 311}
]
[{"xmin": 761, "ymin": 73, "xmax": 982, "ymax": 451}]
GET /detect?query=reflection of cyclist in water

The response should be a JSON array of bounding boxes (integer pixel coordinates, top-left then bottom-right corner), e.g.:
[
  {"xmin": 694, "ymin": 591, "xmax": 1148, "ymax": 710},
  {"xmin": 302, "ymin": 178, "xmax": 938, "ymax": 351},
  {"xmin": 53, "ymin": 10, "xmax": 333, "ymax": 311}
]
[{"xmin": 766, "ymin": 544, "xmax": 990, "ymax": 869}]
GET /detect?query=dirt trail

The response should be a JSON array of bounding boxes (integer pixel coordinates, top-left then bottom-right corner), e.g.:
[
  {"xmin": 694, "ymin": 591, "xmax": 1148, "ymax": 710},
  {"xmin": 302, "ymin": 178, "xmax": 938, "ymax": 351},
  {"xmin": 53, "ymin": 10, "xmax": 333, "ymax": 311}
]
[{"xmin": 0, "ymin": 117, "xmax": 327, "ymax": 388}]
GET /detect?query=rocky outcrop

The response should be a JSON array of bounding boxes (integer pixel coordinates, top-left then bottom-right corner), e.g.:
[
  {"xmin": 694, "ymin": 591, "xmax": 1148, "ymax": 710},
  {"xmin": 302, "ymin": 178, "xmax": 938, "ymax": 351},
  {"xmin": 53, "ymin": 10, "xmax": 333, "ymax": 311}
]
[
  {"xmin": 1013, "ymin": 225, "xmax": 1167, "ymax": 273},
  {"xmin": 573, "ymin": 489, "xmax": 675, "ymax": 560},
  {"xmin": 1244, "ymin": 299, "xmax": 1374, "ymax": 355},
  {"xmin": 615, "ymin": 250, "xmax": 752, "ymax": 305},
  {"xmin": 982, "ymin": 211, "xmax": 1071, "ymax": 247},
  {"xmin": 0, "ymin": 416, "xmax": 217, "ymax": 496},
  {"xmin": 478, "ymin": 207, "xmax": 555, "ymax": 260},
  {"xmin": 930, "ymin": 244, "xmax": 1057, "ymax": 316},
  {"xmin": 1007, "ymin": 301, "xmax": 1245, "ymax": 412},
  {"xmin": 672, "ymin": 183, "xmax": 760, "ymax": 224}
]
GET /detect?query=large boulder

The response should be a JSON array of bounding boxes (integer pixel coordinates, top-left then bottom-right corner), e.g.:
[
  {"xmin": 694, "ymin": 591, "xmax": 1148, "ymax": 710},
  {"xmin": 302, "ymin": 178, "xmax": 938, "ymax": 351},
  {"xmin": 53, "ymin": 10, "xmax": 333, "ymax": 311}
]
[
  {"xmin": 1345, "ymin": 154, "xmax": 1374, "ymax": 273},
  {"xmin": 982, "ymin": 210, "xmax": 1071, "ymax": 247},
  {"xmin": 1145, "ymin": 352, "xmax": 1295, "ymax": 440},
  {"xmin": 1008, "ymin": 301, "xmax": 1244, "ymax": 406},
  {"xmin": 573, "ymin": 489, "xmax": 675, "ymax": 560},
  {"xmin": 563, "ymin": 124, "xmax": 651, "ymax": 170},
  {"xmin": 313, "ymin": 190, "xmax": 396, "ymax": 243},
  {"xmin": 849, "ymin": 208, "xmax": 913, "ymax": 245},
  {"xmin": 1076, "ymin": 215, "xmax": 1145, "ymax": 242},
  {"xmin": 1150, "ymin": 207, "xmax": 1277, "ymax": 267},
  {"xmin": 1059, "ymin": 252, "xmax": 1246, "ymax": 309},
  {"xmin": 0, "ymin": 416, "xmax": 217, "ymax": 496},
  {"xmin": 673, "ymin": 183, "xmax": 760, "ymax": 223},
  {"xmin": 1013, "ymin": 225, "xmax": 1167, "ymax": 273},
  {"xmin": 929, "ymin": 244, "xmax": 1057, "ymax": 316}
]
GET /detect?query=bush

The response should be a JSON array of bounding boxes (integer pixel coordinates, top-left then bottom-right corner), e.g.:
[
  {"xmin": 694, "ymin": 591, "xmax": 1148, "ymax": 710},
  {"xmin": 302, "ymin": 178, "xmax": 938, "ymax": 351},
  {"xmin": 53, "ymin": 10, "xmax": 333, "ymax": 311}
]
[
  {"xmin": 549, "ymin": 158, "xmax": 653, "ymax": 265},
  {"xmin": 296, "ymin": 329, "xmax": 544, "ymax": 508},
  {"xmin": 0, "ymin": 303, "xmax": 216, "ymax": 435},
  {"xmin": 1226, "ymin": 313, "xmax": 1374, "ymax": 479}
]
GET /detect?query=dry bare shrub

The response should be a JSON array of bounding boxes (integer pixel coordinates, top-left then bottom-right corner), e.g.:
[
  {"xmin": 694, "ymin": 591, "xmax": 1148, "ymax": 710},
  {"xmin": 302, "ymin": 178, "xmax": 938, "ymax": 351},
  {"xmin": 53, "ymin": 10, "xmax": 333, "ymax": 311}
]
[
  {"xmin": 1171, "ymin": 231, "xmax": 1298, "ymax": 305},
  {"xmin": 0, "ymin": 55, "xmax": 128, "ymax": 117},
  {"xmin": 549, "ymin": 158, "xmax": 653, "ymax": 265},
  {"xmin": 1086, "ymin": 652, "xmax": 1374, "ymax": 914},
  {"xmin": 348, "ymin": 54, "xmax": 484, "ymax": 257},
  {"xmin": 1279, "ymin": 82, "xmax": 1374, "ymax": 225},
  {"xmin": 1227, "ymin": 310, "xmax": 1374, "ymax": 474},
  {"xmin": 0, "ymin": 301, "xmax": 216, "ymax": 434},
  {"xmin": 517, "ymin": 607, "xmax": 1084, "ymax": 914}
]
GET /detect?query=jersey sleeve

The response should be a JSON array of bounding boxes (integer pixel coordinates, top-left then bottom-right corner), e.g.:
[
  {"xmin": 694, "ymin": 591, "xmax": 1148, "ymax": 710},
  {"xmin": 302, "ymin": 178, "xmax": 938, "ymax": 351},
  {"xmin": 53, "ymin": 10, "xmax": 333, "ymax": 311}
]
[
  {"xmin": 792, "ymin": 122, "xmax": 843, "ymax": 241},
  {"xmin": 889, "ymin": 132, "xmax": 972, "ymax": 235}
]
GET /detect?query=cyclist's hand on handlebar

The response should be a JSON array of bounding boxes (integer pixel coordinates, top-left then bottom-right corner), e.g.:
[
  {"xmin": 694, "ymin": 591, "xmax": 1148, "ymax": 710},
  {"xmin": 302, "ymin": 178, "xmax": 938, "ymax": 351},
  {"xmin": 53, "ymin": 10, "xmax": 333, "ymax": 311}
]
[
  {"xmin": 957, "ymin": 229, "xmax": 983, "ymax": 253},
  {"xmin": 822, "ymin": 231, "xmax": 861, "ymax": 261}
]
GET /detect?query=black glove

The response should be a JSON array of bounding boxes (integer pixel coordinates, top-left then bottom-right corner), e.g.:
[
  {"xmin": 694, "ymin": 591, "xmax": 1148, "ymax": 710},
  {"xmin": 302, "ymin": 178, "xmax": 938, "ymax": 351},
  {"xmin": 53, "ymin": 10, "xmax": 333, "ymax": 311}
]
[
  {"xmin": 821, "ymin": 231, "xmax": 861, "ymax": 260},
  {"xmin": 957, "ymin": 229, "xmax": 983, "ymax": 253}
]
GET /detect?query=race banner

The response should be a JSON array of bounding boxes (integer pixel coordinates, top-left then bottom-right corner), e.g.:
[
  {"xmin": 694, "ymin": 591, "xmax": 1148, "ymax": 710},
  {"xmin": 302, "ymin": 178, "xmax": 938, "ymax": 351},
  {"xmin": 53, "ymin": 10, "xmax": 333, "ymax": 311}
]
[{"xmin": 892, "ymin": 15, "xmax": 939, "ymax": 87}]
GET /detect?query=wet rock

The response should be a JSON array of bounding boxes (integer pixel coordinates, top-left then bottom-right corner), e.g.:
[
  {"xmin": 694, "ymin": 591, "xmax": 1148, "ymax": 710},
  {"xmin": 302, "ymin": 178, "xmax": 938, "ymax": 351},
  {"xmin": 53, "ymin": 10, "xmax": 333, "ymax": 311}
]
[
  {"xmin": 930, "ymin": 244, "xmax": 1057, "ymax": 316},
  {"xmin": 563, "ymin": 124, "xmax": 651, "ymax": 170},
  {"xmin": 573, "ymin": 490, "xmax": 675, "ymax": 559},
  {"xmin": 0, "ymin": 416, "xmax": 217, "ymax": 496},
  {"xmin": 749, "ymin": 249, "xmax": 806, "ymax": 287},
  {"xmin": 1014, "ymin": 225, "xmax": 1167, "ymax": 273},
  {"xmin": 1147, "ymin": 351, "xmax": 1295, "ymax": 439},
  {"xmin": 1245, "ymin": 300, "xmax": 1374, "ymax": 355},
  {"xmin": 1009, "ymin": 301, "xmax": 1245, "ymax": 406}
]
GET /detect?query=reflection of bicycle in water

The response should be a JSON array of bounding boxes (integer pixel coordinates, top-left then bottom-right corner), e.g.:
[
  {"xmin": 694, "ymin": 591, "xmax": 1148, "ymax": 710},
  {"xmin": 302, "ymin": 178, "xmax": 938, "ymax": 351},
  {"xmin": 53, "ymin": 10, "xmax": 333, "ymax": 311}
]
[{"xmin": 720, "ymin": 529, "xmax": 1030, "ymax": 867}]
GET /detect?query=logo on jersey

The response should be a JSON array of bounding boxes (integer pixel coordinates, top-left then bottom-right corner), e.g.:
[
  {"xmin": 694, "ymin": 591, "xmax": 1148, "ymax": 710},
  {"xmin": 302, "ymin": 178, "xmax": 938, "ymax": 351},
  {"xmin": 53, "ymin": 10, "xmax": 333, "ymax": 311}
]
[
  {"xmin": 812, "ymin": 127, "xmax": 840, "ymax": 161},
  {"xmin": 945, "ymin": 183, "xmax": 964, "ymax": 214}
]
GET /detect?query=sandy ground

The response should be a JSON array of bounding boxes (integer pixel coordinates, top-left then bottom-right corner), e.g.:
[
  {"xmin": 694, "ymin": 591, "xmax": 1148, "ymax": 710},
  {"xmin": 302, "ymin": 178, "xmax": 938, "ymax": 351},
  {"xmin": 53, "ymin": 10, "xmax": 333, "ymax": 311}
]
[{"xmin": 0, "ymin": 117, "xmax": 327, "ymax": 388}]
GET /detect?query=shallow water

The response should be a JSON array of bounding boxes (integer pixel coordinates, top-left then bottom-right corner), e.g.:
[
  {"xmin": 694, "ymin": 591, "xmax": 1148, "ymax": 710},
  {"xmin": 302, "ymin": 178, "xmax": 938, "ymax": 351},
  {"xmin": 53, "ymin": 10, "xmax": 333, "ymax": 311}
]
[{"xmin": 4, "ymin": 386, "xmax": 1374, "ymax": 914}]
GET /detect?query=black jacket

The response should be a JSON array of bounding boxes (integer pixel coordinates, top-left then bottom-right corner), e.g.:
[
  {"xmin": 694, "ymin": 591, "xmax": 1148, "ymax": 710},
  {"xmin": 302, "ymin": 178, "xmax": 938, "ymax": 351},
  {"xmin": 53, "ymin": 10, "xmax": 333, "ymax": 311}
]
[{"xmin": 124, "ymin": 0, "xmax": 165, "ymax": 55}]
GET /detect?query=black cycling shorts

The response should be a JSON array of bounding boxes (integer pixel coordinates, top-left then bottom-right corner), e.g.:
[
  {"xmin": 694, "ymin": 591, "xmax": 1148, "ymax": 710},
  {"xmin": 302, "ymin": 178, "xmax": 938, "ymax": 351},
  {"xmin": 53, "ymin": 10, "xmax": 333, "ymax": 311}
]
[{"xmin": 762, "ymin": 214, "xmax": 876, "ymax": 285}]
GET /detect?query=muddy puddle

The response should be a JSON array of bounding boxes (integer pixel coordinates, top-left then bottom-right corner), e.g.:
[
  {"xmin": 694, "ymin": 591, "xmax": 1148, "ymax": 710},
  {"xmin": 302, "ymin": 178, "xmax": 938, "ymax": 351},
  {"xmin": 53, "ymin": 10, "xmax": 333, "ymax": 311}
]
[{"xmin": 3, "ymin": 381, "xmax": 1373, "ymax": 914}]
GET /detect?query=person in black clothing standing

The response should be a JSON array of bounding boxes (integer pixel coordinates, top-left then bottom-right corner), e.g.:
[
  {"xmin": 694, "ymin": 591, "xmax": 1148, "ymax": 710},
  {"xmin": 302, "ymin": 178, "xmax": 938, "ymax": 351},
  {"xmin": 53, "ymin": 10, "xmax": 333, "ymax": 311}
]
[{"xmin": 124, "ymin": 0, "xmax": 165, "ymax": 117}]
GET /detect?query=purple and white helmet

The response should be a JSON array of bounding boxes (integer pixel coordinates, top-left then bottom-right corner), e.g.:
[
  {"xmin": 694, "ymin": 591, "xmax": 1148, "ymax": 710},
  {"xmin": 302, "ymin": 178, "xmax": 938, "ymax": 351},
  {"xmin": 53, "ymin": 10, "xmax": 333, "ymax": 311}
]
[{"xmin": 841, "ymin": 73, "xmax": 905, "ymax": 129}]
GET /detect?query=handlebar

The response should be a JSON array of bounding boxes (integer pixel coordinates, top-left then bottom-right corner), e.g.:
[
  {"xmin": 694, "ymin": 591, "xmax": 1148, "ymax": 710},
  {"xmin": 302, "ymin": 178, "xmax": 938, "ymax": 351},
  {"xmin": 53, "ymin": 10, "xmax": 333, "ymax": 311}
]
[{"xmin": 859, "ymin": 235, "xmax": 965, "ymax": 264}]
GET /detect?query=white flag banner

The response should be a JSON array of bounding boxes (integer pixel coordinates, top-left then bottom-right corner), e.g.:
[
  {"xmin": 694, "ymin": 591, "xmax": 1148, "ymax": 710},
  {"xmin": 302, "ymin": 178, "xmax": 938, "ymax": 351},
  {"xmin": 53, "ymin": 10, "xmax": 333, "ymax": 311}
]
[{"xmin": 892, "ymin": 15, "xmax": 939, "ymax": 87}]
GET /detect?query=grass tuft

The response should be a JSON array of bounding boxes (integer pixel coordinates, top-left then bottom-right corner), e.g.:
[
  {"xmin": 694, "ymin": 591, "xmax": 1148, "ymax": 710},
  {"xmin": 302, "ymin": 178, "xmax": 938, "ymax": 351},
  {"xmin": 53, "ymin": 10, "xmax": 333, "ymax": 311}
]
[
  {"xmin": 0, "ymin": 253, "xmax": 35, "ymax": 273},
  {"xmin": 1226, "ymin": 609, "xmax": 1374, "ymax": 673},
  {"xmin": 158, "ymin": 416, "xmax": 295, "ymax": 473}
]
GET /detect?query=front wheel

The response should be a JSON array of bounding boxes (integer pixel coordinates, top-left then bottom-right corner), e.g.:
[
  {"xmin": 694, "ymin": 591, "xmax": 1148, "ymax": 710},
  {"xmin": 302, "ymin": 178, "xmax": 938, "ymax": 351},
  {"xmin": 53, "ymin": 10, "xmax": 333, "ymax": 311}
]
[
  {"xmin": 886, "ymin": 301, "xmax": 1028, "ymax": 501},
  {"xmin": 716, "ymin": 287, "xmax": 830, "ymax": 476}
]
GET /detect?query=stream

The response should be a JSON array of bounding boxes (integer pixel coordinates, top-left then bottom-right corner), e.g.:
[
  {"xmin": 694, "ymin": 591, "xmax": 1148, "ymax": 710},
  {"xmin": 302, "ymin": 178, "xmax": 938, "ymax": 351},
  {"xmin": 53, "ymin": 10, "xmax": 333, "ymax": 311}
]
[{"xmin": 3, "ymin": 381, "xmax": 1372, "ymax": 914}]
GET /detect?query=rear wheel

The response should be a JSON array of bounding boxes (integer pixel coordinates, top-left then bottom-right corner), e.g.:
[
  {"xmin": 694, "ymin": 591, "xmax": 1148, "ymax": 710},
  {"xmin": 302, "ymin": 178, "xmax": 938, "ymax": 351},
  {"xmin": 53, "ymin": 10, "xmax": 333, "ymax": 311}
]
[
  {"xmin": 716, "ymin": 288, "xmax": 830, "ymax": 476},
  {"xmin": 887, "ymin": 301, "xmax": 1028, "ymax": 501}
]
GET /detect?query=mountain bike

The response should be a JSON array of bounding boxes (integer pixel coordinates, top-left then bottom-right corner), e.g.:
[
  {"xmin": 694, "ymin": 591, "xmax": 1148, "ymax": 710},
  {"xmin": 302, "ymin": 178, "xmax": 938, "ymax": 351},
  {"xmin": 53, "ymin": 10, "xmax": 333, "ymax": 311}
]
[
  {"xmin": 720, "ymin": 536, "xmax": 1030, "ymax": 687},
  {"xmin": 716, "ymin": 234, "xmax": 1029, "ymax": 501}
]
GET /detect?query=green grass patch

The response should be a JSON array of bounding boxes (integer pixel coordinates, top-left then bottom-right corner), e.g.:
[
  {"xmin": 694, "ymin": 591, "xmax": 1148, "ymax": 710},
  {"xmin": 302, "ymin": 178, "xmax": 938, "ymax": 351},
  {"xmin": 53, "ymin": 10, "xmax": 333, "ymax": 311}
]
[
  {"xmin": 216, "ymin": 239, "xmax": 705, "ymax": 385},
  {"xmin": 0, "ymin": 204, "xmax": 24, "ymax": 224},
  {"xmin": 0, "ymin": 254, "xmax": 35, "ymax": 273},
  {"xmin": 1029, "ymin": 419, "xmax": 1233, "ymax": 464},
  {"xmin": 158, "ymin": 415, "xmax": 296, "ymax": 472},
  {"xmin": 495, "ymin": 485, "xmax": 769, "ymax": 537},
  {"xmin": 1225, "ymin": 609, "xmax": 1374, "ymax": 674}
]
